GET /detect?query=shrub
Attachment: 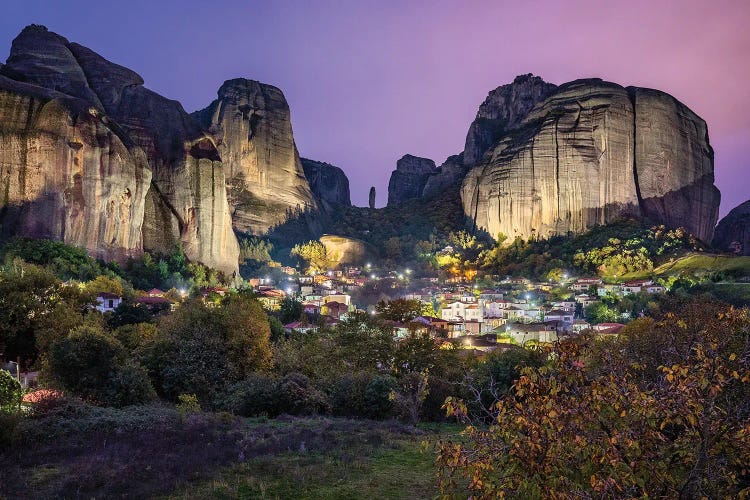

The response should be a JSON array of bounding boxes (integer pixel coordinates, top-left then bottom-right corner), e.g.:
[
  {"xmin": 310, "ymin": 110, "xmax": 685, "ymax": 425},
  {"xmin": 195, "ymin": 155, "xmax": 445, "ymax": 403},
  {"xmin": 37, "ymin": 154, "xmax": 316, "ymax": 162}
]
[
  {"xmin": 177, "ymin": 393, "xmax": 201, "ymax": 416},
  {"xmin": 48, "ymin": 326, "xmax": 156, "ymax": 407},
  {"xmin": 0, "ymin": 369, "xmax": 23, "ymax": 411},
  {"xmin": 363, "ymin": 375, "xmax": 397, "ymax": 419},
  {"xmin": 218, "ymin": 375, "xmax": 277, "ymax": 417},
  {"xmin": 276, "ymin": 373, "xmax": 329, "ymax": 416}
]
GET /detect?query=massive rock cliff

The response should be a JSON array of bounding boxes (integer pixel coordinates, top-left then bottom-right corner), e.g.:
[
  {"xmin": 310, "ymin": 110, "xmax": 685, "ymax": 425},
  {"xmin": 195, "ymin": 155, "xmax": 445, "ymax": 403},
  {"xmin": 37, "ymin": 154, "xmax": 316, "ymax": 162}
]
[
  {"xmin": 0, "ymin": 75, "xmax": 150, "ymax": 261},
  {"xmin": 387, "ymin": 154, "xmax": 436, "ymax": 206},
  {"xmin": 301, "ymin": 158, "xmax": 351, "ymax": 213},
  {"xmin": 460, "ymin": 76, "xmax": 720, "ymax": 243},
  {"xmin": 713, "ymin": 200, "xmax": 750, "ymax": 255},
  {"xmin": 192, "ymin": 79, "xmax": 316, "ymax": 234},
  {"xmin": 0, "ymin": 25, "xmax": 247, "ymax": 273}
]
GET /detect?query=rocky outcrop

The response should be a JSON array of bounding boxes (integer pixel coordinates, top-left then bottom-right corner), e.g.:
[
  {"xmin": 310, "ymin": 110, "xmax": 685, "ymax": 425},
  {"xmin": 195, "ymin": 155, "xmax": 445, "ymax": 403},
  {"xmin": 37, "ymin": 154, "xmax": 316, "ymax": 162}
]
[
  {"xmin": 301, "ymin": 158, "xmax": 351, "ymax": 213},
  {"xmin": 415, "ymin": 74, "xmax": 556, "ymax": 201},
  {"xmin": 369, "ymin": 187, "xmax": 376, "ymax": 209},
  {"xmin": 387, "ymin": 154, "xmax": 436, "ymax": 206},
  {"xmin": 0, "ymin": 25, "xmax": 239, "ymax": 273},
  {"xmin": 461, "ymin": 76, "xmax": 720, "ymax": 243},
  {"xmin": 422, "ymin": 154, "xmax": 467, "ymax": 199},
  {"xmin": 463, "ymin": 74, "xmax": 557, "ymax": 166},
  {"xmin": 319, "ymin": 234, "xmax": 371, "ymax": 266},
  {"xmin": 0, "ymin": 75, "xmax": 150, "ymax": 261},
  {"xmin": 714, "ymin": 200, "xmax": 750, "ymax": 255},
  {"xmin": 193, "ymin": 79, "xmax": 316, "ymax": 234}
]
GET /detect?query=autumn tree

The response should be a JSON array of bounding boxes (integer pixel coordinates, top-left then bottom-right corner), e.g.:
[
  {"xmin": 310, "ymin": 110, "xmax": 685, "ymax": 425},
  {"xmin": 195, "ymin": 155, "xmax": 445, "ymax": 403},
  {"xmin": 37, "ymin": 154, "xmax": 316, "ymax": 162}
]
[{"xmin": 438, "ymin": 300, "xmax": 750, "ymax": 498}]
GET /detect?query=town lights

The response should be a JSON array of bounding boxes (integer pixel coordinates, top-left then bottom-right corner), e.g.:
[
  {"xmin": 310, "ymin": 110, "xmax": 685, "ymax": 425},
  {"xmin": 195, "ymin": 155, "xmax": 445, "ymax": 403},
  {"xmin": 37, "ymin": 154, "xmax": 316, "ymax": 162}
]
[{"xmin": 405, "ymin": 268, "xmax": 411, "ymax": 275}]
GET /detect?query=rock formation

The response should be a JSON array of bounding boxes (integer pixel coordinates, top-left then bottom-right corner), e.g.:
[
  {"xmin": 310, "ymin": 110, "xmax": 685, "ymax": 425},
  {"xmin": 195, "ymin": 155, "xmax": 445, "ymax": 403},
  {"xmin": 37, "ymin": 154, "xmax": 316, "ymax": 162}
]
[
  {"xmin": 714, "ymin": 200, "xmax": 750, "ymax": 255},
  {"xmin": 301, "ymin": 158, "xmax": 351, "ymax": 213},
  {"xmin": 369, "ymin": 187, "xmax": 376, "ymax": 209},
  {"xmin": 192, "ymin": 79, "xmax": 316, "ymax": 235},
  {"xmin": 319, "ymin": 234, "xmax": 371, "ymax": 266},
  {"xmin": 460, "ymin": 76, "xmax": 720, "ymax": 243},
  {"xmin": 387, "ymin": 154, "xmax": 436, "ymax": 206},
  {"xmin": 0, "ymin": 75, "xmax": 150, "ymax": 261}
]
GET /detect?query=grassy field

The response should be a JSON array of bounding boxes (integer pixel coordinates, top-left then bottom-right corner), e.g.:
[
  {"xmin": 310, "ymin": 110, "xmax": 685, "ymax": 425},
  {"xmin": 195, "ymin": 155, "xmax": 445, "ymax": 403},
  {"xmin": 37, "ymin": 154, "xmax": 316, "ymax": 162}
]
[
  {"xmin": 0, "ymin": 402, "xmax": 460, "ymax": 499},
  {"xmin": 618, "ymin": 253, "xmax": 750, "ymax": 280},
  {"xmin": 170, "ymin": 430, "xmax": 441, "ymax": 499}
]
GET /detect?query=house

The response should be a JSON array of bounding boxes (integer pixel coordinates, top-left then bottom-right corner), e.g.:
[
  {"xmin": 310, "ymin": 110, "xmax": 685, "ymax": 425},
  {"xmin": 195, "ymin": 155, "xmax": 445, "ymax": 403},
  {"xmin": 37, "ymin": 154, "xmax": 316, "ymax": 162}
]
[
  {"xmin": 412, "ymin": 316, "xmax": 450, "ymax": 334},
  {"xmin": 321, "ymin": 300, "xmax": 348, "ymax": 319},
  {"xmin": 575, "ymin": 294, "xmax": 599, "ymax": 308},
  {"xmin": 484, "ymin": 299, "xmax": 512, "ymax": 317},
  {"xmin": 621, "ymin": 280, "xmax": 654, "ymax": 295},
  {"xmin": 597, "ymin": 284, "xmax": 622, "ymax": 297},
  {"xmin": 441, "ymin": 301, "xmax": 483, "ymax": 322},
  {"xmin": 571, "ymin": 278, "xmax": 603, "ymax": 292},
  {"xmin": 284, "ymin": 321, "xmax": 318, "ymax": 334},
  {"xmin": 258, "ymin": 289, "xmax": 285, "ymax": 310},
  {"xmin": 571, "ymin": 319, "xmax": 592, "ymax": 332},
  {"xmin": 302, "ymin": 302, "xmax": 321, "ymax": 315},
  {"xmin": 482, "ymin": 315, "xmax": 506, "ymax": 332},
  {"xmin": 503, "ymin": 322, "xmax": 559, "ymax": 345},
  {"xmin": 593, "ymin": 322, "xmax": 625, "ymax": 337},
  {"xmin": 135, "ymin": 295, "xmax": 174, "ymax": 311},
  {"xmin": 323, "ymin": 294, "xmax": 351, "ymax": 306},
  {"xmin": 95, "ymin": 292, "xmax": 122, "ymax": 313},
  {"xmin": 544, "ymin": 308, "xmax": 574, "ymax": 326},
  {"xmin": 463, "ymin": 320, "xmax": 482, "ymax": 335}
]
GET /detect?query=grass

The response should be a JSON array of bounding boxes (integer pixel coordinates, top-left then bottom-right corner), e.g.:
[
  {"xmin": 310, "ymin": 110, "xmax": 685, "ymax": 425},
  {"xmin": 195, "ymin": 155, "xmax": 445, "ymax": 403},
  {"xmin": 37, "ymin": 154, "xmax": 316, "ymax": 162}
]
[
  {"xmin": 618, "ymin": 252, "xmax": 750, "ymax": 280},
  {"xmin": 1, "ymin": 402, "xmax": 458, "ymax": 499},
  {"xmin": 170, "ymin": 435, "xmax": 438, "ymax": 499}
]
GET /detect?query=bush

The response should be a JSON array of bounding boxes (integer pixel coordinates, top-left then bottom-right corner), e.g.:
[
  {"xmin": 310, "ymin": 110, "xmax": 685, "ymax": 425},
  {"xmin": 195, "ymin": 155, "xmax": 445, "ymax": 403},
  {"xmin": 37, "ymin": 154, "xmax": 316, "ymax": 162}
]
[
  {"xmin": 218, "ymin": 375, "xmax": 278, "ymax": 417},
  {"xmin": 219, "ymin": 373, "xmax": 329, "ymax": 417},
  {"xmin": 363, "ymin": 375, "xmax": 397, "ymax": 419},
  {"xmin": 276, "ymin": 373, "xmax": 330, "ymax": 416},
  {"xmin": 0, "ymin": 369, "xmax": 23, "ymax": 411},
  {"xmin": 48, "ymin": 326, "xmax": 155, "ymax": 407},
  {"xmin": 328, "ymin": 372, "xmax": 373, "ymax": 417}
]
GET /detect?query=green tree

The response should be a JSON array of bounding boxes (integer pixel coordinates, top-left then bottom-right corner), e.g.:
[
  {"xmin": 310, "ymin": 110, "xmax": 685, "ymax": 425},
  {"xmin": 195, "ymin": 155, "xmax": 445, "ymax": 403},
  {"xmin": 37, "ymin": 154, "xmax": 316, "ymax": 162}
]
[
  {"xmin": 48, "ymin": 325, "xmax": 155, "ymax": 407},
  {"xmin": 0, "ymin": 370, "xmax": 22, "ymax": 411},
  {"xmin": 376, "ymin": 298, "xmax": 423, "ymax": 323}
]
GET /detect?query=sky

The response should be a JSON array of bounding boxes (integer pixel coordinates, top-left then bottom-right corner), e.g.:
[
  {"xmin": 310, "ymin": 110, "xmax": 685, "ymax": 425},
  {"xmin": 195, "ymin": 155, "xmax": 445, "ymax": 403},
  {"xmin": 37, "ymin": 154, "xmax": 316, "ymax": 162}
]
[{"xmin": 1, "ymin": 0, "xmax": 748, "ymax": 214}]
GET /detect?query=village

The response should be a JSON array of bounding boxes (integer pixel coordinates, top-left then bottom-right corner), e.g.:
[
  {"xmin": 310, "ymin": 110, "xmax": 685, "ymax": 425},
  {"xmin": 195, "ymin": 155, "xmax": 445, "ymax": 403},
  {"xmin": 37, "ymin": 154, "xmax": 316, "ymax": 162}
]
[{"xmin": 89, "ymin": 261, "xmax": 668, "ymax": 357}]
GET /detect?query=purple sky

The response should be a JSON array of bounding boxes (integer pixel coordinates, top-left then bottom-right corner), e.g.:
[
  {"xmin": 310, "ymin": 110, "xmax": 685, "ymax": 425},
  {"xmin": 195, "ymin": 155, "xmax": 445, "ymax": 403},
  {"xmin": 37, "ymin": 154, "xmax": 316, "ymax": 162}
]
[{"xmin": 1, "ymin": 0, "xmax": 748, "ymax": 214}]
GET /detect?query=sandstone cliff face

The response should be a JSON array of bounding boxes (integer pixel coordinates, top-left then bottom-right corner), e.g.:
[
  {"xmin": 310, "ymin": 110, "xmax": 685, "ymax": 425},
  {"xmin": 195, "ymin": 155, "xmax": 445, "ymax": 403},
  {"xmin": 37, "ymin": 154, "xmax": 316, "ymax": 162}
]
[
  {"xmin": 714, "ymin": 200, "xmax": 750, "ymax": 255},
  {"xmin": 414, "ymin": 74, "xmax": 556, "ymax": 201},
  {"xmin": 301, "ymin": 158, "xmax": 351, "ymax": 213},
  {"xmin": 193, "ymin": 79, "xmax": 316, "ymax": 234},
  {"xmin": 0, "ymin": 75, "xmax": 150, "ymax": 260},
  {"xmin": 463, "ymin": 74, "xmax": 557, "ymax": 167},
  {"xmin": 461, "ymin": 77, "xmax": 720, "ymax": 243},
  {"xmin": 387, "ymin": 154, "xmax": 436, "ymax": 206},
  {"xmin": 0, "ymin": 25, "xmax": 239, "ymax": 273}
]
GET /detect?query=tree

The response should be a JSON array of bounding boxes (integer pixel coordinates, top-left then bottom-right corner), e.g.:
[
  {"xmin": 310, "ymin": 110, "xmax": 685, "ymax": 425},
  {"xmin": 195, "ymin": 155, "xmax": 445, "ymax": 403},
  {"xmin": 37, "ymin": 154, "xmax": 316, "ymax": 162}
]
[
  {"xmin": 147, "ymin": 295, "xmax": 272, "ymax": 402},
  {"xmin": 0, "ymin": 370, "xmax": 22, "ymax": 411},
  {"xmin": 0, "ymin": 264, "xmax": 94, "ymax": 365},
  {"xmin": 291, "ymin": 240, "xmax": 337, "ymax": 273},
  {"xmin": 375, "ymin": 298, "xmax": 423, "ymax": 323},
  {"xmin": 48, "ymin": 325, "xmax": 155, "ymax": 407},
  {"xmin": 437, "ymin": 300, "xmax": 750, "ymax": 498},
  {"xmin": 279, "ymin": 296, "xmax": 303, "ymax": 324}
]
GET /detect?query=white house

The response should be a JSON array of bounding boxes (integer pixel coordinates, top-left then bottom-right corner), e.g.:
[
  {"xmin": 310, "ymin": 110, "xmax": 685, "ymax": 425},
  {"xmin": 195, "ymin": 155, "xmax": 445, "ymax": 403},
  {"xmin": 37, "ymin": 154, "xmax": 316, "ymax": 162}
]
[
  {"xmin": 441, "ymin": 301, "xmax": 483, "ymax": 322},
  {"xmin": 96, "ymin": 292, "xmax": 122, "ymax": 313}
]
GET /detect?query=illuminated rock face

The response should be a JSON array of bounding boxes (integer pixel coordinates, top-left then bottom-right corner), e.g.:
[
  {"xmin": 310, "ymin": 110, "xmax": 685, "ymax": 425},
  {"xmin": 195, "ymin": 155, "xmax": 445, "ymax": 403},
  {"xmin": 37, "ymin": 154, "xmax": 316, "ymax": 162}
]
[
  {"xmin": 714, "ymin": 200, "xmax": 750, "ymax": 255},
  {"xmin": 461, "ymin": 77, "xmax": 720, "ymax": 243},
  {"xmin": 0, "ymin": 76, "xmax": 150, "ymax": 261},
  {"xmin": 193, "ymin": 79, "xmax": 316, "ymax": 235},
  {"xmin": 0, "ymin": 25, "xmax": 239, "ymax": 273}
]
